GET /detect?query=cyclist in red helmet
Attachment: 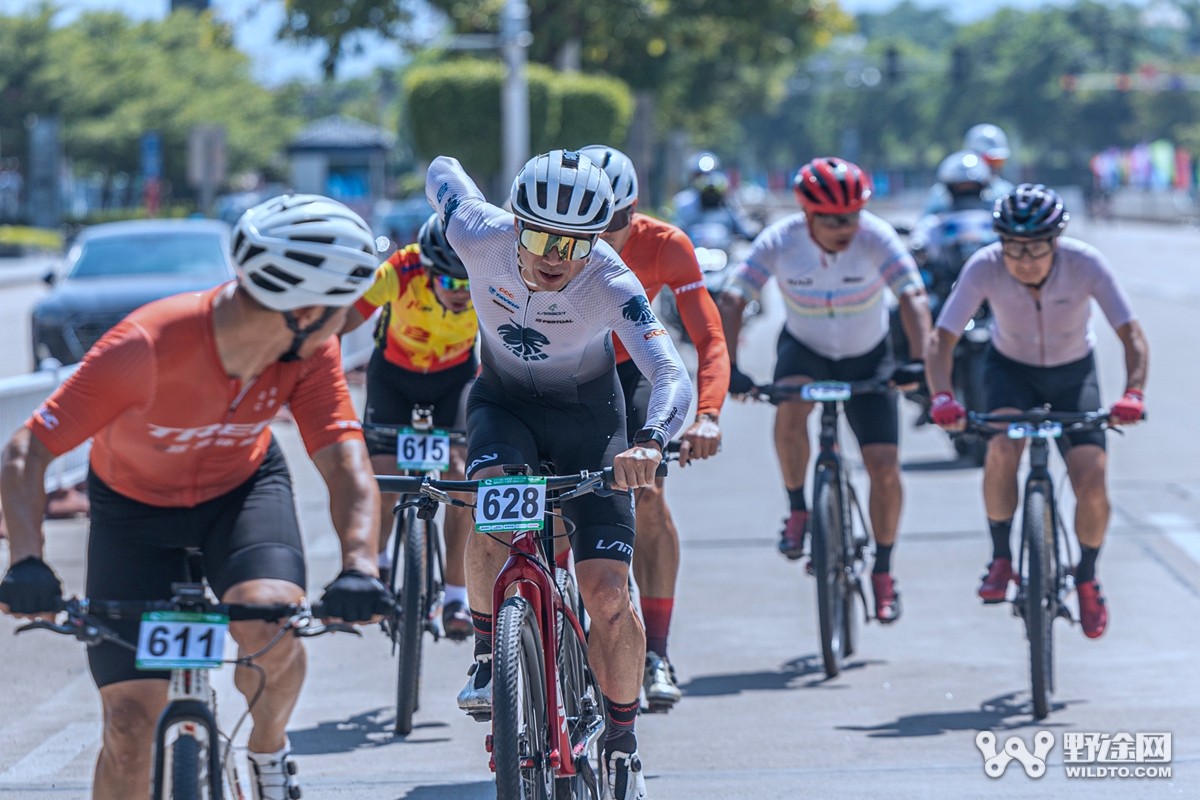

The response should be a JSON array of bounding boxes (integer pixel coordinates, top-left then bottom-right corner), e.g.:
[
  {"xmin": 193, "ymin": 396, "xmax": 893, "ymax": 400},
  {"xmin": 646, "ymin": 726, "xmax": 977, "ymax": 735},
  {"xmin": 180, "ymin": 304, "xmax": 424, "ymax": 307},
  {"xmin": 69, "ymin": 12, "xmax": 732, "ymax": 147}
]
[{"xmin": 719, "ymin": 158, "xmax": 931, "ymax": 623}]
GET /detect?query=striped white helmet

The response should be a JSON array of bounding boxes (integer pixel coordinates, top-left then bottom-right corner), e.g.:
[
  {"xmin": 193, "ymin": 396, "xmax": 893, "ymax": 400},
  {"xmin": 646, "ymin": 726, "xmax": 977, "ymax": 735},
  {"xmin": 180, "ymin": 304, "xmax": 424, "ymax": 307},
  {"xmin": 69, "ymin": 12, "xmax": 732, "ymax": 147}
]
[
  {"xmin": 579, "ymin": 145, "xmax": 639, "ymax": 211},
  {"xmin": 232, "ymin": 194, "xmax": 377, "ymax": 312},
  {"xmin": 510, "ymin": 150, "xmax": 614, "ymax": 234}
]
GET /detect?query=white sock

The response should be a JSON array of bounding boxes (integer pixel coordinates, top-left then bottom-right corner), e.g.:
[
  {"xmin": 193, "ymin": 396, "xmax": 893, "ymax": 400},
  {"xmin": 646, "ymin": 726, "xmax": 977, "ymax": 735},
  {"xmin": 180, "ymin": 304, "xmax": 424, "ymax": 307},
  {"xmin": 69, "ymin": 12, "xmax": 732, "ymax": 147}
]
[
  {"xmin": 248, "ymin": 739, "xmax": 291, "ymax": 765},
  {"xmin": 444, "ymin": 584, "xmax": 468, "ymax": 606},
  {"xmin": 377, "ymin": 549, "xmax": 392, "ymax": 569}
]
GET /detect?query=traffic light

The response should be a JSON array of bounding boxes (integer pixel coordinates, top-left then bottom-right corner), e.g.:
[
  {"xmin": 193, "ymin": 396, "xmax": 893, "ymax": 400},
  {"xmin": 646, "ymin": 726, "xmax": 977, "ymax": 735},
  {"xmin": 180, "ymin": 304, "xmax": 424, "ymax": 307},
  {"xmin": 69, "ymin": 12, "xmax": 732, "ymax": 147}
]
[
  {"xmin": 952, "ymin": 46, "xmax": 968, "ymax": 84},
  {"xmin": 886, "ymin": 47, "xmax": 901, "ymax": 84}
]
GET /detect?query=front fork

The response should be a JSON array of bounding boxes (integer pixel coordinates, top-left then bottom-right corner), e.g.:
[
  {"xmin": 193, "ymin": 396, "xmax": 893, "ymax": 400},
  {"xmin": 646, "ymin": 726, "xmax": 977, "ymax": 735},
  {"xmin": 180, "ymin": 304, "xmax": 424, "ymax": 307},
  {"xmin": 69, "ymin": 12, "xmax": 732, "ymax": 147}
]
[{"xmin": 151, "ymin": 670, "xmax": 231, "ymax": 800}]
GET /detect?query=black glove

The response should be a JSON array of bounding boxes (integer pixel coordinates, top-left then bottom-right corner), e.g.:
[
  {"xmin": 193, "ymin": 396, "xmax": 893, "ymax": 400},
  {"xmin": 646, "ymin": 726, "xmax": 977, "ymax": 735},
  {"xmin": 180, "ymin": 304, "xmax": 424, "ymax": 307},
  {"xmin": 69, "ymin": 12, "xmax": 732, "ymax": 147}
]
[
  {"xmin": 891, "ymin": 359, "xmax": 926, "ymax": 388},
  {"xmin": 728, "ymin": 363, "xmax": 755, "ymax": 395},
  {"xmin": 0, "ymin": 556, "xmax": 63, "ymax": 615},
  {"xmin": 318, "ymin": 569, "xmax": 394, "ymax": 623}
]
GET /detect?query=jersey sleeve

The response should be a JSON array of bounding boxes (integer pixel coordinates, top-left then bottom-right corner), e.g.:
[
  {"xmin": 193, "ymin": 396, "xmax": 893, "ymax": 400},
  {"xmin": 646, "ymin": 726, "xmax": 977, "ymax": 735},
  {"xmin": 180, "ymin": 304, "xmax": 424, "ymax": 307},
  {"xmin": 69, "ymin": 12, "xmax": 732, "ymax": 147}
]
[
  {"xmin": 353, "ymin": 258, "xmax": 401, "ymax": 316},
  {"xmin": 288, "ymin": 338, "xmax": 365, "ymax": 455},
  {"xmin": 936, "ymin": 253, "xmax": 989, "ymax": 336},
  {"xmin": 28, "ymin": 320, "xmax": 157, "ymax": 456},
  {"xmin": 607, "ymin": 269, "xmax": 694, "ymax": 440},
  {"xmin": 873, "ymin": 225, "xmax": 923, "ymax": 297},
  {"xmin": 660, "ymin": 228, "xmax": 730, "ymax": 417},
  {"xmin": 1087, "ymin": 250, "xmax": 1137, "ymax": 330},
  {"xmin": 726, "ymin": 225, "xmax": 779, "ymax": 302},
  {"xmin": 426, "ymin": 156, "xmax": 514, "ymax": 271}
]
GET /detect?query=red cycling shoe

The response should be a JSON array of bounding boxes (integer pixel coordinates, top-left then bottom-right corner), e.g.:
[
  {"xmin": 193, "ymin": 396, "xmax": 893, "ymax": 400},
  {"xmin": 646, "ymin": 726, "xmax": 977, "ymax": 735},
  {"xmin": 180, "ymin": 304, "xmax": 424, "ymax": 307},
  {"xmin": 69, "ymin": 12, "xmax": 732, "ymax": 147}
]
[
  {"xmin": 871, "ymin": 573, "xmax": 901, "ymax": 624},
  {"xmin": 778, "ymin": 510, "xmax": 809, "ymax": 561},
  {"xmin": 978, "ymin": 558, "xmax": 1015, "ymax": 603},
  {"xmin": 1076, "ymin": 579, "xmax": 1108, "ymax": 639}
]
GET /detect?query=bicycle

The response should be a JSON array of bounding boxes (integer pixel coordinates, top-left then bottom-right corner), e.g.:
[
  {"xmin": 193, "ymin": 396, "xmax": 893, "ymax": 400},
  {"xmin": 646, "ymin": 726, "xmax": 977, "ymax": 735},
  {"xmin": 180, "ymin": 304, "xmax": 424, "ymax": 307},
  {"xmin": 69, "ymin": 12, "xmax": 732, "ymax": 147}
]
[
  {"xmin": 364, "ymin": 406, "xmax": 468, "ymax": 737},
  {"xmin": 15, "ymin": 584, "xmax": 352, "ymax": 800},
  {"xmin": 958, "ymin": 409, "xmax": 1116, "ymax": 720},
  {"xmin": 753, "ymin": 380, "xmax": 887, "ymax": 678},
  {"xmin": 379, "ymin": 465, "xmax": 635, "ymax": 800}
]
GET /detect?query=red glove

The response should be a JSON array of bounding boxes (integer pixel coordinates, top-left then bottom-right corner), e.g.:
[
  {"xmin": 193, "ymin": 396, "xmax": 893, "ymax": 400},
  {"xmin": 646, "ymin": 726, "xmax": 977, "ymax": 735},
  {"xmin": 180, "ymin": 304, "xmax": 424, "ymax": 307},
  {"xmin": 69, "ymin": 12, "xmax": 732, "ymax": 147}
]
[
  {"xmin": 1109, "ymin": 389, "xmax": 1145, "ymax": 424},
  {"xmin": 930, "ymin": 391, "xmax": 966, "ymax": 427}
]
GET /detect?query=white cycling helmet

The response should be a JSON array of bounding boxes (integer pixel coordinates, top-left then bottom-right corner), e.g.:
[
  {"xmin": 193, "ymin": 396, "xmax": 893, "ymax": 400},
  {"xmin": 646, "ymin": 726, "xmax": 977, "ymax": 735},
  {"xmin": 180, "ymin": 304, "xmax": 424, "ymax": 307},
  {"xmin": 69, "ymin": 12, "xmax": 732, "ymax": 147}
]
[
  {"xmin": 579, "ymin": 145, "xmax": 639, "ymax": 212},
  {"xmin": 937, "ymin": 150, "xmax": 992, "ymax": 186},
  {"xmin": 963, "ymin": 124, "xmax": 1011, "ymax": 162},
  {"xmin": 232, "ymin": 194, "xmax": 377, "ymax": 312},
  {"xmin": 510, "ymin": 150, "xmax": 615, "ymax": 235}
]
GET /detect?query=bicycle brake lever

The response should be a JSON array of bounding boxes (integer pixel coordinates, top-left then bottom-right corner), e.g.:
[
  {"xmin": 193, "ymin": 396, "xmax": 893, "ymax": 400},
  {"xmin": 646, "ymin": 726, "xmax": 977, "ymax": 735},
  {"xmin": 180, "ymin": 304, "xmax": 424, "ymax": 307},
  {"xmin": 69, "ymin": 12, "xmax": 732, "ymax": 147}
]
[
  {"xmin": 295, "ymin": 621, "xmax": 362, "ymax": 638},
  {"xmin": 15, "ymin": 619, "xmax": 72, "ymax": 636}
]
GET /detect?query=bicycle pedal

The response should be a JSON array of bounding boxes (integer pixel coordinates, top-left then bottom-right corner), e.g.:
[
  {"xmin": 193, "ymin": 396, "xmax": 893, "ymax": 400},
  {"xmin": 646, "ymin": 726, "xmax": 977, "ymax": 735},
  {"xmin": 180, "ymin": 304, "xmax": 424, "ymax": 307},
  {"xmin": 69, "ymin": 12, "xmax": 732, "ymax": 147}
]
[
  {"xmin": 468, "ymin": 711, "xmax": 493, "ymax": 723},
  {"xmin": 643, "ymin": 701, "xmax": 674, "ymax": 714}
]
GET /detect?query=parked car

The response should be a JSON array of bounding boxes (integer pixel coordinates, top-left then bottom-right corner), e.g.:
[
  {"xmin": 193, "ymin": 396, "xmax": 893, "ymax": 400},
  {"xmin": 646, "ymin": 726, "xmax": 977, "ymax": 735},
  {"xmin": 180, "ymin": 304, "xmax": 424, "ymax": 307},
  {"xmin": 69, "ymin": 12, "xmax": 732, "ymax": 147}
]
[{"xmin": 32, "ymin": 219, "xmax": 234, "ymax": 367}]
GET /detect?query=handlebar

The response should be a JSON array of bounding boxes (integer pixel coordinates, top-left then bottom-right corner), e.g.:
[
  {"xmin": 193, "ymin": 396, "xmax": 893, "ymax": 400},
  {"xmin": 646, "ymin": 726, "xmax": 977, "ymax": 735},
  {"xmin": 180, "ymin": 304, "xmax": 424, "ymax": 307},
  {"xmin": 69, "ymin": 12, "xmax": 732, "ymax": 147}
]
[
  {"xmin": 749, "ymin": 379, "xmax": 891, "ymax": 405},
  {"xmin": 955, "ymin": 409, "xmax": 1114, "ymax": 439},
  {"xmin": 363, "ymin": 422, "xmax": 468, "ymax": 447}
]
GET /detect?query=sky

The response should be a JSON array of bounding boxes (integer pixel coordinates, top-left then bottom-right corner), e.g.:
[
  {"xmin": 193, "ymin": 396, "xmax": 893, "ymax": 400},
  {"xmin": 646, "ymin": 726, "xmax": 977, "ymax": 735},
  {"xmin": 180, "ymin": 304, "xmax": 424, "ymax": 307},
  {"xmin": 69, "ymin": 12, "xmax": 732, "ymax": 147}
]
[{"xmin": 0, "ymin": 0, "xmax": 1163, "ymax": 83}]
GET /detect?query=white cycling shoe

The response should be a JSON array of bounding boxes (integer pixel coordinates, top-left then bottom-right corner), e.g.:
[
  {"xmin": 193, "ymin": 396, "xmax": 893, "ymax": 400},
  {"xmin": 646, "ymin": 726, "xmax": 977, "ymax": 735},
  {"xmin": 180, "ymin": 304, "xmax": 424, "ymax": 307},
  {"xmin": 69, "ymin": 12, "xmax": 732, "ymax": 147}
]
[
  {"xmin": 605, "ymin": 750, "xmax": 647, "ymax": 800},
  {"xmin": 643, "ymin": 652, "xmax": 682, "ymax": 711},
  {"xmin": 248, "ymin": 744, "xmax": 301, "ymax": 800},
  {"xmin": 457, "ymin": 654, "xmax": 493, "ymax": 720}
]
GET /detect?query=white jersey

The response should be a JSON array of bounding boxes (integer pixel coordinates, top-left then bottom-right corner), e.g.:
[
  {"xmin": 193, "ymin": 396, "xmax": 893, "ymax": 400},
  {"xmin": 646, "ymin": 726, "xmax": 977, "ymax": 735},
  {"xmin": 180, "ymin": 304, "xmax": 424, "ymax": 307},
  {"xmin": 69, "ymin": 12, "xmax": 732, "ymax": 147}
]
[
  {"xmin": 425, "ymin": 157, "xmax": 692, "ymax": 439},
  {"xmin": 728, "ymin": 210, "xmax": 923, "ymax": 360}
]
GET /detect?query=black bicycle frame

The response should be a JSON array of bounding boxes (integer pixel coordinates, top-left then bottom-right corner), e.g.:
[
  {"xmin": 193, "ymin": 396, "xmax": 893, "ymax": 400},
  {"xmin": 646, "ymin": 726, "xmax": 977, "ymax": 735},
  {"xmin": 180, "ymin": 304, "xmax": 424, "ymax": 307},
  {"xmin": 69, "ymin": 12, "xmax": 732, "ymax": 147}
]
[{"xmin": 1015, "ymin": 437, "xmax": 1063, "ymax": 605}]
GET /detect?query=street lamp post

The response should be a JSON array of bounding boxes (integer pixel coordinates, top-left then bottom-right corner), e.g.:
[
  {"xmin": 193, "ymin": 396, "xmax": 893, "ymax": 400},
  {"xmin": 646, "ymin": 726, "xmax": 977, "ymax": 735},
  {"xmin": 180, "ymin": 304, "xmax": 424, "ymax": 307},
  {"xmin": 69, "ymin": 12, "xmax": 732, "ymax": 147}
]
[{"xmin": 501, "ymin": 0, "xmax": 531, "ymax": 186}]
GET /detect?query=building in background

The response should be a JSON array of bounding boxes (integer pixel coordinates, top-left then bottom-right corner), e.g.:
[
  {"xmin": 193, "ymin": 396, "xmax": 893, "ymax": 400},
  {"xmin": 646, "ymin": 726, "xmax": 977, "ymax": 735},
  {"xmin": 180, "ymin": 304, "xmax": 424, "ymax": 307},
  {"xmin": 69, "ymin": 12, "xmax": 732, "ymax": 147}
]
[{"xmin": 287, "ymin": 116, "xmax": 396, "ymax": 219}]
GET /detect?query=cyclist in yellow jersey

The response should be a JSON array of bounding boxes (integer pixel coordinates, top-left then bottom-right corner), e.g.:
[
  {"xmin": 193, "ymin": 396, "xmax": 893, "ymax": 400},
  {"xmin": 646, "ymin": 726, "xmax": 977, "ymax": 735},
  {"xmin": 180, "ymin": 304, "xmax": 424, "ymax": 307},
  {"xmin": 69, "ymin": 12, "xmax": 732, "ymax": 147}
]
[{"xmin": 343, "ymin": 213, "xmax": 479, "ymax": 639}]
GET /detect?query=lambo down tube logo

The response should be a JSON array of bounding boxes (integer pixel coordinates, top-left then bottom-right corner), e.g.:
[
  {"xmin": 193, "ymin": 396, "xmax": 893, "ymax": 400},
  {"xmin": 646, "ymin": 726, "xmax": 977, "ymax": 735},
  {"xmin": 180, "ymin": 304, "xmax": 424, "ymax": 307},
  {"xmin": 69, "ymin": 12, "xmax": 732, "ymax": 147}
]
[{"xmin": 977, "ymin": 730, "xmax": 1054, "ymax": 778}]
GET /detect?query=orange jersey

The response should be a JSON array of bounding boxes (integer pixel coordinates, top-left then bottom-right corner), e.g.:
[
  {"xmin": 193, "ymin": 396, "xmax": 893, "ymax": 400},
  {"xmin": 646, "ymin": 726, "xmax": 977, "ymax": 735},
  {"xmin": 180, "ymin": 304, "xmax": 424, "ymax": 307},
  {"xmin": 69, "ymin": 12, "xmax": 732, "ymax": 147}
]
[
  {"xmin": 613, "ymin": 214, "xmax": 730, "ymax": 418},
  {"xmin": 354, "ymin": 245, "xmax": 478, "ymax": 373},
  {"xmin": 28, "ymin": 285, "xmax": 362, "ymax": 508}
]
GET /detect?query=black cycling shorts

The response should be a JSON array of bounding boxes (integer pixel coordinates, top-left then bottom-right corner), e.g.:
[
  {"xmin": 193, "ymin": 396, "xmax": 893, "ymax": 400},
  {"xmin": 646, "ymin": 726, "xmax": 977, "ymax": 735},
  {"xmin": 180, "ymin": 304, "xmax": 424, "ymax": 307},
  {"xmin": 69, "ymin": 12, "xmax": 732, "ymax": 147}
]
[
  {"xmin": 616, "ymin": 359, "xmax": 651, "ymax": 444},
  {"xmin": 774, "ymin": 329, "xmax": 899, "ymax": 447},
  {"xmin": 84, "ymin": 437, "xmax": 306, "ymax": 688},
  {"xmin": 364, "ymin": 349, "xmax": 476, "ymax": 455},
  {"xmin": 984, "ymin": 348, "xmax": 1105, "ymax": 454},
  {"xmin": 465, "ymin": 367, "xmax": 636, "ymax": 564}
]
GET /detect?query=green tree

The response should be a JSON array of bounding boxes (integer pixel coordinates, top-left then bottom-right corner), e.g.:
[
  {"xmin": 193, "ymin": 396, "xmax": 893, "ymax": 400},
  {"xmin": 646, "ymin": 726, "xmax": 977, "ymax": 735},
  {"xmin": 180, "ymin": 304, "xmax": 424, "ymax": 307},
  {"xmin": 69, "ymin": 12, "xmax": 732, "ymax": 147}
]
[{"xmin": 279, "ymin": 0, "xmax": 411, "ymax": 79}]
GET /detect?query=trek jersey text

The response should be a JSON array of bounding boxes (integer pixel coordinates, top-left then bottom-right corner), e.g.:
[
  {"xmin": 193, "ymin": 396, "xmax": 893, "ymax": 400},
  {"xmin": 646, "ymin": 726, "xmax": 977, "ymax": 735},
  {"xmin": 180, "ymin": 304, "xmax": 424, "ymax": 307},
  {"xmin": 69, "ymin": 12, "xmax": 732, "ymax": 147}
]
[
  {"xmin": 28, "ymin": 285, "xmax": 363, "ymax": 507},
  {"xmin": 425, "ymin": 156, "xmax": 692, "ymax": 440}
]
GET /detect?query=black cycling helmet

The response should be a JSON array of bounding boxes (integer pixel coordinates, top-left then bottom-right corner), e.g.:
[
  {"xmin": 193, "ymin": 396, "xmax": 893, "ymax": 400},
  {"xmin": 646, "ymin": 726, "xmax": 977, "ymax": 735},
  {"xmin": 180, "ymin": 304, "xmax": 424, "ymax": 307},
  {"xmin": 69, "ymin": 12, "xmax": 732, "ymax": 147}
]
[
  {"xmin": 417, "ymin": 213, "xmax": 468, "ymax": 280},
  {"xmin": 992, "ymin": 183, "xmax": 1069, "ymax": 238}
]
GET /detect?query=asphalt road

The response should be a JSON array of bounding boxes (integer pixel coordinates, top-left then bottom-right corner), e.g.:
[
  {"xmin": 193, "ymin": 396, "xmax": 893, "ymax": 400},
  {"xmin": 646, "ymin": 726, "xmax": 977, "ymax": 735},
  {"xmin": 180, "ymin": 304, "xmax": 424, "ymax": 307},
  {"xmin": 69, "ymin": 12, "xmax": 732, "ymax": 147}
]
[{"xmin": 1, "ymin": 216, "xmax": 1198, "ymax": 798}]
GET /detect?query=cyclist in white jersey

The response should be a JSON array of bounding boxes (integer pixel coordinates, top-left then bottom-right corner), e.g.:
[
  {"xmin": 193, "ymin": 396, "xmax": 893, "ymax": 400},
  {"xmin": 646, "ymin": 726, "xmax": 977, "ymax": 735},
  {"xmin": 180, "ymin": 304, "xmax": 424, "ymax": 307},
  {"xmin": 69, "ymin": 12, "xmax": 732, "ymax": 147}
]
[
  {"xmin": 928, "ymin": 184, "xmax": 1148, "ymax": 639},
  {"xmin": 426, "ymin": 150, "xmax": 692, "ymax": 800},
  {"xmin": 719, "ymin": 157, "xmax": 931, "ymax": 624}
]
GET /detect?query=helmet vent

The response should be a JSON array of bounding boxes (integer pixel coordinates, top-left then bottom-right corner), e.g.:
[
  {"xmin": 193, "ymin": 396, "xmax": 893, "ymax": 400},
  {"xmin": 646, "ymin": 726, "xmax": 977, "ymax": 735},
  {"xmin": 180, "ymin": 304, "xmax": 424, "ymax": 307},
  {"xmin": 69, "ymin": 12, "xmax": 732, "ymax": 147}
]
[
  {"xmin": 350, "ymin": 266, "xmax": 373, "ymax": 278},
  {"xmin": 262, "ymin": 265, "xmax": 303, "ymax": 285},
  {"xmin": 240, "ymin": 245, "xmax": 265, "ymax": 265},
  {"xmin": 249, "ymin": 272, "xmax": 285, "ymax": 293},
  {"xmin": 291, "ymin": 235, "xmax": 335, "ymax": 245},
  {"xmin": 285, "ymin": 251, "xmax": 325, "ymax": 268},
  {"xmin": 325, "ymin": 287, "xmax": 355, "ymax": 295}
]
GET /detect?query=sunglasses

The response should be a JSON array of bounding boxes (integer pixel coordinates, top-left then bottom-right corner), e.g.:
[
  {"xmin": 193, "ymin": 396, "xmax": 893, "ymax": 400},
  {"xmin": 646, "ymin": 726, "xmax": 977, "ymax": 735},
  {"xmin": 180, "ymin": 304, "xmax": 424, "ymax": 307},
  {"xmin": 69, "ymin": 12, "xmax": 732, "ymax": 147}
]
[
  {"xmin": 518, "ymin": 226, "xmax": 595, "ymax": 260},
  {"xmin": 1000, "ymin": 238, "xmax": 1054, "ymax": 260},
  {"xmin": 605, "ymin": 207, "xmax": 633, "ymax": 233},
  {"xmin": 433, "ymin": 274, "xmax": 470, "ymax": 291},
  {"xmin": 812, "ymin": 211, "xmax": 860, "ymax": 229}
]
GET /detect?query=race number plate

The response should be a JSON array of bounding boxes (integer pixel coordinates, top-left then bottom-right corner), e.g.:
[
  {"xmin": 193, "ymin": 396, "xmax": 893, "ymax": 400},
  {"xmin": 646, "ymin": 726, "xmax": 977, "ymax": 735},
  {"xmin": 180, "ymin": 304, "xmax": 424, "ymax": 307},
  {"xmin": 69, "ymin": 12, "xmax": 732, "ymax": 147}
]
[
  {"xmin": 135, "ymin": 611, "xmax": 228, "ymax": 670},
  {"xmin": 397, "ymin": 428, "xmax": 451, "ymax": 472},
  {"xmin": 800, "ymin": 382, "xmax": 852, "ymax": 402},
  {"xmin": 1007, "ymin": 422, "xmax": 1063, "ymax": 440},
  {"xmin": 475, "ymin": 476, "xmax": 547, "ymax": 534}
]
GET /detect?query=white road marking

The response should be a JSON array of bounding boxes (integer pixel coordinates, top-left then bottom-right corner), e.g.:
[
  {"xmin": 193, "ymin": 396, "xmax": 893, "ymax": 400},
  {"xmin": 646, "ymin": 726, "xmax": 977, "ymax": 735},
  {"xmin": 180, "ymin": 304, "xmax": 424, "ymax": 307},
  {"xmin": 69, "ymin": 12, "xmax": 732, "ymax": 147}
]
[
  {"xmin": 0, "ymin": 721, "xmax": 98, "ymax": 783},
  {"xmin": 1148, "ymin": 512, "xmax": 1200, "ymax": 567}
]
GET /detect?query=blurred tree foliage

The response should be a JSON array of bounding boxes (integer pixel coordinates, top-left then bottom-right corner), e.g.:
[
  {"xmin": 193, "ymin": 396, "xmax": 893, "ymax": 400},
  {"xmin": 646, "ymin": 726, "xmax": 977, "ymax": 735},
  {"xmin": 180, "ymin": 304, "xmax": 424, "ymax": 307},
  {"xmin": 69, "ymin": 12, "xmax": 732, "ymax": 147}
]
[
  {"xmin": 279, "ymin": 0, "xmax": 411, "ymax": 79},
  {"xmin": 0, "ymin": 8, "xmax": 296, "ymax": 192}
]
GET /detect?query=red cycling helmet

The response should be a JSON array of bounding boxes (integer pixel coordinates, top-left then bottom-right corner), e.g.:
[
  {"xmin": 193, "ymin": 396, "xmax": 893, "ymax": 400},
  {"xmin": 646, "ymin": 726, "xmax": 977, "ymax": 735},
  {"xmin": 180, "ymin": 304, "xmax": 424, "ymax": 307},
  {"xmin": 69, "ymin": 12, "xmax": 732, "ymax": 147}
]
[{"xmin": 793, "ymin": 157, "xmax": 872, "ymax": 213}]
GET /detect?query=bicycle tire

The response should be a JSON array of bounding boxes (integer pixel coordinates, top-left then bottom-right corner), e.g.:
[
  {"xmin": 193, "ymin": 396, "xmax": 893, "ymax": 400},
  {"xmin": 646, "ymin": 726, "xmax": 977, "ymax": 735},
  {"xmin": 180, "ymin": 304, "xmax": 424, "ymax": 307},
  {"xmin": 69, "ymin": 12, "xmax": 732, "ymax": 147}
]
[
  {"xmin": 1024, "ymin": 481, "xmax": 1055, "ymax": 720},
  {"xmin": 842, "ymin": 484, "xmax": 865, "ymax": 659},
  {"xmin": 555, "ymin": 570, "xmax": 604, "ymax": 800},
  {"xmin": 493, "ymin": 596, "xmax": 553, "ymax": 800},
  {"xmin": 811, "ymin": 464, "xmax": 846, "ymax": 678},
  {"xmin": 169, "ymin": 734, "xmax": 202, "ymax": 800},
  {"xmin": 395, "ymin": 507, "xmax": 426, "ymax": 736}
]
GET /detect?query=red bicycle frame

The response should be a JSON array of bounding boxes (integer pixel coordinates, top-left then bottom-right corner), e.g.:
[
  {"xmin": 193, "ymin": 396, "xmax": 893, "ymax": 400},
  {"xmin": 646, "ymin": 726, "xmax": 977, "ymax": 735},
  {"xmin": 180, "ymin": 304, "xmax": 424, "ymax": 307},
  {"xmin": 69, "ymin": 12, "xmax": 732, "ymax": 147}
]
[{"xmin": 489, "ymin": 526, "xmax": 589, "ymax": 777}]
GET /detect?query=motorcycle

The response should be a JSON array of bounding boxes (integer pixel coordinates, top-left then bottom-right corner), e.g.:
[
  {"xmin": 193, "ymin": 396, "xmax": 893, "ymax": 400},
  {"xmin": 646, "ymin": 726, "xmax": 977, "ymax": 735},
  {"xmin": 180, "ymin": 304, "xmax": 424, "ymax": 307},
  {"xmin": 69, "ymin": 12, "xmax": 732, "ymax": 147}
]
[
  {"xmin": 659, "ymin": 211, "xmax": 758, "ymax": 341},
  {"xmin": 895, "ymin": 208, "xmax": 997, "ymax": 465}
]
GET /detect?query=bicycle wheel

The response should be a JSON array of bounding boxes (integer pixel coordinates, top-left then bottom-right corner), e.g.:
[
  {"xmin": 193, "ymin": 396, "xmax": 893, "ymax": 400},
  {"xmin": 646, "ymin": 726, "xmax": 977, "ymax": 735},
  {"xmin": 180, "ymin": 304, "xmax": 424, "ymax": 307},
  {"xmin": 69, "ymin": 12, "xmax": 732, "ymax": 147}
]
[
  {"xmin": 842, "ymin": 483, "xmax": 868, "ymax": 659},
  {"xmin": 395, "ymin": 506, "xmax": 427, "ymax": 736},
  {"xmin": 169, "ymin": 734, "xmax": 202, "ymax": 800},
  {"xmin": 493, "ymin": 596, "xmax": 554, "ymax": 800},
  {"xmin": 555, "ymin": 569, "xmax": 604, "ymax": 800},
  {"xmin": 810, "ymin": 464, "xmax": 846, "ymax": 678},
  {"xmin": 1023, "ymin": 480, "xmax": 1055, "ymax": 720}
]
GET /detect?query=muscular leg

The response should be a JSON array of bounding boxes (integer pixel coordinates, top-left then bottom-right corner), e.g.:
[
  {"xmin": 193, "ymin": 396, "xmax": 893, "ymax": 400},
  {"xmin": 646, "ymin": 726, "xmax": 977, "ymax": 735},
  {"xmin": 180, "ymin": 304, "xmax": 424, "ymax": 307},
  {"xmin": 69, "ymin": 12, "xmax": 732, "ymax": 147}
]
[
  {"xmin": 465, "ymin": 465, "xmax": 516, "ymax": 617},
  {"xmin": 93, "ymin": 681, "xmax": 168, "ymax": 800},
  {"xmin": 773, "ymin": 376, "xmax": 816, "ymax": 492},
  {"xmin": 576, "ymin": 559, "xmax": 644, "ymax": 705},
  {"xmin": 982, "ymin": 407, "xmax": 1025, "ymax": 523},
  {"xmin": 1065, "ymin": 444, "xmax": 1108, "ymax": 549},
  {"xmin": 631, "ymin": 478, "xmax": 679, "ymax": 599},
  {"xmin": 370, "ymin": 454, "xmax": 400, "ymax": 563},
  {"xmin": 442, "ymin": 446, "xmax": 470, "ymax": 587},
  {"xmin": 223, "ymin": 578, "xmax": 307, "ymax": 754},
  {"xmin": 860, "ymin": 444, "xmax": 901, "ymax": 547}
]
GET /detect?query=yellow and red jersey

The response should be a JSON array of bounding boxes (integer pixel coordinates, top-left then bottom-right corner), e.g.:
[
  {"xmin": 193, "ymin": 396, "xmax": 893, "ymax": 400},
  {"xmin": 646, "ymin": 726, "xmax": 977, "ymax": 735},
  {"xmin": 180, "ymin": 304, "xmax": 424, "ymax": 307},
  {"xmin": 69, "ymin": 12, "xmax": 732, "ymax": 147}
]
[{"xmin": 354, "ymin": 245, "xmax": 478, "ymax": 373}]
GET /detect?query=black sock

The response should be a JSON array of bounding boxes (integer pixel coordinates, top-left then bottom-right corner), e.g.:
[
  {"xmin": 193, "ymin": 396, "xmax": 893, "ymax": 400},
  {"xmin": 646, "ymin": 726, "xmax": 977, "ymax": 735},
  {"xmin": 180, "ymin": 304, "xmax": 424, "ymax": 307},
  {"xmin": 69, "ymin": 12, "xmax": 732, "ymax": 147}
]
[
  {"xmin": 873, "ymin": 543, "xmax": 893, "ymax": 574},
  {"xmin": 989, "ymin": 519, "xmax": 1013, "ymax": 561},
  {"xmin": 604, "ymin": 697, "xmax": 639, "ymax": 758},
  {"xmin": 471, "ymin": 608, "xmax": 493, "ymax": 687},
  {"xmin": 1076, "ymin": 545, "xmax": 1101, "ymax": 584},
  {"xmin": 788, "ymin": 487, "xmax": 807, "ymax": 513}
]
